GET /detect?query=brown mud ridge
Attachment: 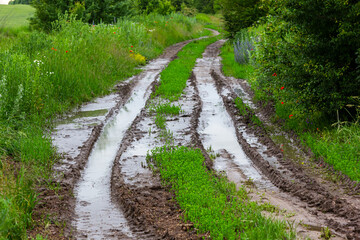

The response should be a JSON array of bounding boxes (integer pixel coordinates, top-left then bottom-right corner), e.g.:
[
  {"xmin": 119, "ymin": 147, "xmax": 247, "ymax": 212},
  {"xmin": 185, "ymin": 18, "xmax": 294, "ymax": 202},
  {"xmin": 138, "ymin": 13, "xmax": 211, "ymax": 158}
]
[{"xmin": 211, "ymin": 67, "xmax": 360, "ymax": 238}]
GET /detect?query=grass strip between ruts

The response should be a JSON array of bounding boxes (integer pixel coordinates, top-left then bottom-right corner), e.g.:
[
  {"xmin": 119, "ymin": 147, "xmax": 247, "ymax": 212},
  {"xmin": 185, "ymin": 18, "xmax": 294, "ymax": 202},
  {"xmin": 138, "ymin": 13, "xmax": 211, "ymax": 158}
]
[{"xmin": 147, "ymin": 146, "xmax": 294, "ymax": 240}]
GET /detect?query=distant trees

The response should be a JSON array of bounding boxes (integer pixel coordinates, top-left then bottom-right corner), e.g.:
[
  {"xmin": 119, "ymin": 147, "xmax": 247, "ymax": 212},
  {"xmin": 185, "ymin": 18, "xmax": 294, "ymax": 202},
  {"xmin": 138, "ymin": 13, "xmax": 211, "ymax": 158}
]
[
  {"xmin": 30, "ymin": 0, "xmax": 134, "ymax": 31},
  {"xmin": 30, "ymin": 0, "xmax": 218, "ymax": 31},
  {"xmin": 219, "ymin": 0, "xmax": 267, "ymax": 38},
  {"xmin": 8, "ymin": 0, "xmax": 31, "ymax": 4}
]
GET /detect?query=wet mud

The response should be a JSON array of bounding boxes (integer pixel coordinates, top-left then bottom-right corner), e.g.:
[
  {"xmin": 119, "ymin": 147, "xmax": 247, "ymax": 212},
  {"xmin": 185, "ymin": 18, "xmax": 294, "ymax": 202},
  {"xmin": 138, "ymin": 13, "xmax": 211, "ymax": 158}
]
[
  {"xmin": 49, "ymin": 36, "xmax": 211, "ymax": 239},
  {"xmin": 46, "ymin": 29, "xmax": 360, "ymax": 240},
  {"xmin": 210, "ymin": 62, "xmax": 360, "ymax": 239}
]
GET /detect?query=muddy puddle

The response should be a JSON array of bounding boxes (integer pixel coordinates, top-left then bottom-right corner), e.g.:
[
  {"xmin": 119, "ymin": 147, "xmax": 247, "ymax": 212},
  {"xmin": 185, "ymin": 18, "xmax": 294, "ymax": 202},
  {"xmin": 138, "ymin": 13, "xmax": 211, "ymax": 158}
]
[
  {"xmin": 73, "ymin": 59, "xmax": 174, "ymax": 239},
  {"xmin": 193, "ymin": 40, "xmax": 274, "ymax": 190}
]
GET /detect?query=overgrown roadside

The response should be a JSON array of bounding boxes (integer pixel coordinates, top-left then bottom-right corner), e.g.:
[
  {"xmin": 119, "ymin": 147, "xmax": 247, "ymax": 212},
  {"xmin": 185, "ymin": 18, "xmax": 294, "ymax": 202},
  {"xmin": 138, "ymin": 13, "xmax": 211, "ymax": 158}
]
[
  {"xmin": 0, "ymin": 13, "xmax": 208, "ymax": 239},
  {"xmin": 219, "ymin": 39, "xmax": 360, "ymax": 239}
]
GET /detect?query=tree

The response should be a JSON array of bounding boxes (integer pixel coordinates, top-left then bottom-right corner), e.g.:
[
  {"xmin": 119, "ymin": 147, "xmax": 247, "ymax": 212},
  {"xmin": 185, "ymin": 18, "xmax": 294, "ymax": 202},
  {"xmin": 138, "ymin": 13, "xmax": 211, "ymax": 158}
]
[
  {"xmin": 220, "ymin": 0, "xmax": 267, "ymax": 37},
  {"xmin": 30, "ymin": 0, "xmax": 134, "ymax": 31},
  {"xmin": 9, "ymin": 0, "xmax": 31, "ymax": 4}
]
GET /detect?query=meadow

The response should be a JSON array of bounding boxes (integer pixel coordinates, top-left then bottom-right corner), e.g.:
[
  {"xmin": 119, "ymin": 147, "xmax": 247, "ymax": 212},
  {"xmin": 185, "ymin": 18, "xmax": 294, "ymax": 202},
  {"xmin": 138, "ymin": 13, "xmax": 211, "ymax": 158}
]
[{"xmin": 0, "ymin": 4, "xmax": 34, "ymax": 28}]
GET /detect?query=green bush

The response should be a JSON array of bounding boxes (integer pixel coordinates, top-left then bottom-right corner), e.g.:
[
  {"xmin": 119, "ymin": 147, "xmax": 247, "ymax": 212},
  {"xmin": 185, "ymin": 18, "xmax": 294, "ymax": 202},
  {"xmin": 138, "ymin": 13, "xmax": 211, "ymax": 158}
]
[{"xmin": 253, "ymin": 0, "xmax": 360, "ymax": 119}]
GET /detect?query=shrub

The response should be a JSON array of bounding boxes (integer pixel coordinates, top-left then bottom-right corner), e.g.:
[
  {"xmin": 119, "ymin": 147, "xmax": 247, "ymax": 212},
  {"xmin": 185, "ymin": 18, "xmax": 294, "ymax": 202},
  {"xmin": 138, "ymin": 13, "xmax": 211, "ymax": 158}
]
[{"xmin": 253, "ymin": 0, "xmax": 360, "ymax": 119}]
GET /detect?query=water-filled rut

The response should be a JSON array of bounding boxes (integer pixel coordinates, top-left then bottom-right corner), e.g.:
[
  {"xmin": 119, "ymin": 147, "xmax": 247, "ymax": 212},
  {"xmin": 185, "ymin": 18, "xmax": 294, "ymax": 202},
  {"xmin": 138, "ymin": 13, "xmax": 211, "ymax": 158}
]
[
  {"xmin": 193, "ymin": 40, "xmax": 273, "ymax": 189},
  {"xmin": 74, "ymin": 60, "xmax": 169, "ymax": 239}
]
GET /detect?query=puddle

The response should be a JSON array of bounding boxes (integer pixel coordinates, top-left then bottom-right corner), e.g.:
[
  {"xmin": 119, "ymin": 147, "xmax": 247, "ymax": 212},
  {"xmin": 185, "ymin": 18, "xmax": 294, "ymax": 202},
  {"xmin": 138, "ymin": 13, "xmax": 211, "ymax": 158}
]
[
  {"xmin": 73, "ymin": 58, "xmax": 170, "ymax": 239},
  {"xmin": 194, "ymin": 41, "xmax": 274, "ymax": 189},
  {"xmin": 57, "ymin": 109, "xmax": 109, "ymax": 125},
  {"xmin": 52, "ymin": 94, "xmax": 120, "ymax": 161}
]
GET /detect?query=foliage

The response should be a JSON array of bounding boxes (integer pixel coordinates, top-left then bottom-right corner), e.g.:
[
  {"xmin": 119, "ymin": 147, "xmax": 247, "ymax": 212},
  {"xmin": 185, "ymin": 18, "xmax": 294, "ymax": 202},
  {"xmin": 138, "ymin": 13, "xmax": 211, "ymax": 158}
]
[
  {"xmin": 233, "ymin": 29, "xmax": 254, "ymax": 64},
  {"xmin": 147, "ymin": 146, "xmax": 294, "ymax": 239},
  {"xmin": 30, "ymin": 0, "xmax": 134, "ymax": 31},
  {"xmin": 136, "ymin": 0, "xmax": 176, "ymax": 15},
  {"xmin": 9, "ymin": 0, "xmax": 31, "ymax": 4},
  {"xmin": 219, "ymin": 0, "xmax": 267, "ymax": 38},
  {"xmin": 253, "ymin": 0, "xmax": 360, "ymax": 119},
  {"xmin": 221, "ymin": 41, "xmax": 254, "ymax": 80}
]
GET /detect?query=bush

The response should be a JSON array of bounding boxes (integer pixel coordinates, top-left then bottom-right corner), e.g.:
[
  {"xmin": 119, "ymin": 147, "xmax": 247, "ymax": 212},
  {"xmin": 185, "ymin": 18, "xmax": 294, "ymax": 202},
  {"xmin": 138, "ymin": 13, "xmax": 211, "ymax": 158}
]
[{"xmin": 253, "ymin": 0, "xmax": 360, "ymax": 119}]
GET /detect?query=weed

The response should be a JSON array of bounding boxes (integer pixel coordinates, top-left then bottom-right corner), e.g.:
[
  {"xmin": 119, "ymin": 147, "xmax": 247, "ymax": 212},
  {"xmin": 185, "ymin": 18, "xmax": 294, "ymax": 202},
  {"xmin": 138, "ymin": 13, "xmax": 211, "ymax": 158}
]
[
  {"xmin": 155, "ymin": 113, "xmax": 166, "ymax": 130},
  {"xmin": 321, "ymin": 226, "xmax": 332, "ymax": 240}
]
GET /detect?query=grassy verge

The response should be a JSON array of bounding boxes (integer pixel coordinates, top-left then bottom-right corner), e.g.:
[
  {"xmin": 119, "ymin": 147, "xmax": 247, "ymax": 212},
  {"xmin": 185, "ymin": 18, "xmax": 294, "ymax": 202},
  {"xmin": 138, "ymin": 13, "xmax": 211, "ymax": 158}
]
[
  {"xmin": 221, "ymin": 32, "xmax": 360, "ymax": 182},
  {"xmin": 147, "ymin": 146, "xmax": 294, "ymax": 239},
  {"xmin": 0, "ymin": 13, "xmax": 207, "ymax": 239}
]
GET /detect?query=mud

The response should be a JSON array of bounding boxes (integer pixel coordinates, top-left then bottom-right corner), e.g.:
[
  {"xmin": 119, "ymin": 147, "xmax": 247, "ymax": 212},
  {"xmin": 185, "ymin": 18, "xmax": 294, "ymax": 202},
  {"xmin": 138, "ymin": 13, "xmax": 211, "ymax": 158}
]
[
  {"xmin": 43, "ymin": 29, "xmax": 360, "ymax": 240},
  {"xmin": 211, "ymin": 62, "xmax": 360, "ymax": 238},
  {"xmin": 47, "ymin": 35, "xmax": 212, "ymax": 239}
]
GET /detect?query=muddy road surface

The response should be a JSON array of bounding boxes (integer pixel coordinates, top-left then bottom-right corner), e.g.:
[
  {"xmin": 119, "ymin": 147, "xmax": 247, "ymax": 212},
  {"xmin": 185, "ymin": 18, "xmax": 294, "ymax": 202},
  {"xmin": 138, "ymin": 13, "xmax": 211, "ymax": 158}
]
[{"xmin": 50, "ymin": 35, "xmax": 360, "ymax": 239}]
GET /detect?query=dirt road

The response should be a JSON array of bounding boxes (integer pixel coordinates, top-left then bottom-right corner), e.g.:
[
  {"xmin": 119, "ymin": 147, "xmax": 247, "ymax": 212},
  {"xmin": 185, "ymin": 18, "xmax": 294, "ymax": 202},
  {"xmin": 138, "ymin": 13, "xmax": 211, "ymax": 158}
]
[{"xmin": 48, "ymin": 36, "xmax": 360, "ymax": 239}]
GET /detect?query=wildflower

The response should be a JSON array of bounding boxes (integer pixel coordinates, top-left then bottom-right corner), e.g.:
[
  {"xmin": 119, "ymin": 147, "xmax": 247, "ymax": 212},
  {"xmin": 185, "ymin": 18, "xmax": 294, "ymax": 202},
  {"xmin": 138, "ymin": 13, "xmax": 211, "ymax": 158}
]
[
  {"xmin": 251, "ymin": 49, "xmax": 253, "ymax": 51},
  {"xmin": 130, "ymin": 50, "xmax": 133, "ymax": 53},
  {"xmin": 113, "ymin": 32, "xmax": 116, "ymax": 34},
  {"xmin": 131, "ymin": 46, "xmax": 133, "ymax": 48},
  {"xmin": 66, "ymin": 51, "xmax": 68, "ymax": 53},
  {"xmin": 281, "ymin": 86, "xmax": 284, "ymax": 90},
  {"xmin": 272, "ymin": 73, "xmax": 277, "ymax": 77},
  {"xmin": 281, "ymin": 102, "xmax": 284, "ymax": 104},
  {"xmin": 281, "ymin": 149, "xmax": 284, "ymax": 152},
  {"xmin": 51, "ymin": 47, "xmax": 54, "ymax": 50},
  {"xmin": 54, "ymin": 49, "xmax": 57, "ymax": 51},
  {"xmin": 289, "ymin": 114, "xmax": 293, "ymax": 119},
  {"xmin": 317, "ymin": 128, "xmax": 319, "ymax": 131}
]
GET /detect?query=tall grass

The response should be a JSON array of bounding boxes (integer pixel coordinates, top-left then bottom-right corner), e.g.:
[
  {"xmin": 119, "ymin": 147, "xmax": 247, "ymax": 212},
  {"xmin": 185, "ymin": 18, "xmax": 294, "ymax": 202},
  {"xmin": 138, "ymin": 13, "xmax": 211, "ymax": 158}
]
[
  {"xmin": 0, "ymin": 13, "xmax": 206, "ymax": 239},
  {"xmin": 233, "ymin": 29, "xmax": 254, "ymax": 64}
]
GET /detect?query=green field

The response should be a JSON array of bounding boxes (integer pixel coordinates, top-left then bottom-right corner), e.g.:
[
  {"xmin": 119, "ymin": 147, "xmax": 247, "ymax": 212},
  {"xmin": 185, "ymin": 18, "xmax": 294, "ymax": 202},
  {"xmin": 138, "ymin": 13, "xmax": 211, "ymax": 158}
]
[{"xmin": 0, "ymin": 4, "xmax": 34, "ymax": 28}]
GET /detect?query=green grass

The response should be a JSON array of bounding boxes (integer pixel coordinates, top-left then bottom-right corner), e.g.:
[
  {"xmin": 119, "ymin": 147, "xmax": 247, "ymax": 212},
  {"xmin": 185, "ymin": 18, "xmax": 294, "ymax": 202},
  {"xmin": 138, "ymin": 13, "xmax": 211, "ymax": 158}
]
[
  {"xmin": 0, "ymin": 13, "xmax": 207, "ymax": 239},
  {"xmin": 147, "ymin": 146, "xmax": 295, "ymax": 240},
  {"xmin": 0, "ymin": 4, "xmax": 34, "ymax": 28},
  {"xmin": 301, "ymin": 124, "xmax": 360, "ymax": 181},
  {"xmin": 235, "ymin": 98, "xmax": 263, "ymax": 128},
  {"xmin": 221, "ymin": 41, "xmax": 254, "ymax": 80},
  {"xmin": 154, "ymin": 36, "xmax": 221, "ymax": 101}
]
